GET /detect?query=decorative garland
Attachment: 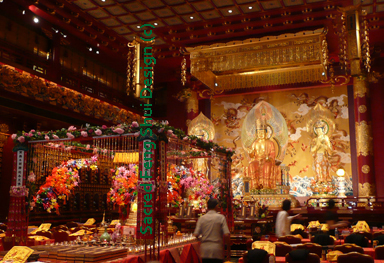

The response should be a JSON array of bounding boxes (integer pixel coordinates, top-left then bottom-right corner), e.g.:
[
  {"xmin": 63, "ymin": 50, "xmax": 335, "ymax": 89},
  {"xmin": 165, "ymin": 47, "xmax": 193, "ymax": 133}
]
[
  {"xmin": 34, "ymin": 156, "xmax": 98, "ymax": 215},
  {"xmin": 11, "ymin": 121, "xmax": 235, "ymax": 158}
]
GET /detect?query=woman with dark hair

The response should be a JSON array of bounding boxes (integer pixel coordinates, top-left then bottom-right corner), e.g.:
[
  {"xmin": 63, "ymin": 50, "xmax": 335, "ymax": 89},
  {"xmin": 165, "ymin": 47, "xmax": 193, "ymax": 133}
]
[
  {"xmin": 325, "ymin": 199, "xmax": 347, "ymax": 236},
  {"xmin": 275, "ymin": 199, "xmax": 301, "ymax": 237}
]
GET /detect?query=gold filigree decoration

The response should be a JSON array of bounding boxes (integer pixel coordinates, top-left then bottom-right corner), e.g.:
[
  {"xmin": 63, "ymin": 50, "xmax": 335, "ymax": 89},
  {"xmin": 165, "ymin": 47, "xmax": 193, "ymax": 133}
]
[
  {"xmin": 320, "ymin": 64, "xmax": 350, "ymax": 92},
  {"xmin": 358, "ymin": 182, "xmax": 375, "ymax": 196},
  {"xmin": 175, "ymin": 88, "xmax": 199, "ymax": 114},
  {"xmin": 0, "ymin": 64, "xmax": 142, "ymax": 124},
  {"xmin": 358, "ymin": 105, "xmax": 367, "ymax": 113},
  {"xmin": 354, "ymin": 76, "xmax": 369, "ymax": 98},
  {"xmin": 362, "ymin": 165, "xmax": 370, "ymax": 174},
  {"xmin": 355, "ymin": 121, "xmax": 373, "ymax": 157},
  {"xmin": 198, "ymin": 88, "xmax": 224, "ymax": 100},
  {"xmin": 181, "ymin": 57, "xmax": 187, "ymax": 86},
  {"xmin": 187, "ymin": 28, "xmax": 327, "ymax": 91},
  {"xmin": 367, "ymin": 71, "xmax": 384, "ymax": 83}
]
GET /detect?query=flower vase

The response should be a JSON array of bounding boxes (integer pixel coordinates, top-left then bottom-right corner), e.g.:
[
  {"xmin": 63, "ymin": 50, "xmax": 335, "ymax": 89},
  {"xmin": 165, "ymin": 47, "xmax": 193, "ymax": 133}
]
[{"xmin": 119, "ymin": 205, "xmax": 129, "ymax": 223}]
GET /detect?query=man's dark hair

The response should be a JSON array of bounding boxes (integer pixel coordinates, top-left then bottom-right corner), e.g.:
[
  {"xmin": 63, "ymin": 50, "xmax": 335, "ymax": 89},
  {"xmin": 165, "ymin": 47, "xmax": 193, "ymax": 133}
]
[
  {"xmin": 207, "ymin": 198, "xmax": 219, "ymax": 210},
  {"xmin": 328, "ymin": 199, "xmax": 335, "ymax": 209},
  {"xmin": 282, "ymin": 199, "xmax": 291, "ymax": 211}
]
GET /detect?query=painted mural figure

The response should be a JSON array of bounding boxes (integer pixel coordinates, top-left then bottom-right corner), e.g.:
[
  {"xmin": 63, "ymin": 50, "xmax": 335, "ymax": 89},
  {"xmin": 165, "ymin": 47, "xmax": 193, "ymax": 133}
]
[
  {"xmin": 311, "ymin": 120, "xmax": 333, "ymax": 183},
  {"xmin": 248, "ymin": 119, "xmax": 276, "ymax": 189}
]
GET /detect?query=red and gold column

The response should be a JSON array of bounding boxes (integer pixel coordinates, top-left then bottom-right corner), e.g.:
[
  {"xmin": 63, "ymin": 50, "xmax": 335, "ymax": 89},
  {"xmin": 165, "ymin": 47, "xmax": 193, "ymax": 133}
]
[
  {"xmin": 353, "ymin": 76, "xmax": 375, "ymax": 197},
  {"xmin": 5, "ymin": 145, "xmax": 28, "ymax": 249}
]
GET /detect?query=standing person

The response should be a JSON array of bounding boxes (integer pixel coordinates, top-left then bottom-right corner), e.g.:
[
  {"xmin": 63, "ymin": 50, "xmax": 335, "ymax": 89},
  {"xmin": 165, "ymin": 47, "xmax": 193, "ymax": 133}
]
[
  {"xmin": 194, "ymin": 198, "xmax": 231, "ymax": 263},
  {"xmin": 275, "ymin": 199, "xmax": 301, "ymax": 237},
  {"xmin": 325, "ymin": 199, "xmax": 347, "ymax": 236}
]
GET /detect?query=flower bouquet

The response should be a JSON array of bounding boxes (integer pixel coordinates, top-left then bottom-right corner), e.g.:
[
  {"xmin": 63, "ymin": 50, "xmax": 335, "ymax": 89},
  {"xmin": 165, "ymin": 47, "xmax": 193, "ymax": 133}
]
[
  {"xmin": 167, "ymin": 164, "xmax": 183, "ymax": 207},
  {"xmin": 108, "ymin": 164, "xmax": 138, "ymax": 218}
]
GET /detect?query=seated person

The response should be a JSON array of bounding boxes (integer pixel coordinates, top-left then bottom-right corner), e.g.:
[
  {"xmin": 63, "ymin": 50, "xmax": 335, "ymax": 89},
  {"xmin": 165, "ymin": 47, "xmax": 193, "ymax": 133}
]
[{"xmin": 324, "ymin": 199, "xmax": 347, "ymax": 236}]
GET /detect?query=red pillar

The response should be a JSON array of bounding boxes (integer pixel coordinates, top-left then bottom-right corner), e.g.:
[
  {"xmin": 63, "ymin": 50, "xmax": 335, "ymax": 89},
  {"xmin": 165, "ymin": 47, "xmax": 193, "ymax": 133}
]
[
  {"xmin": 353, "ymin": 76, "xmax": 375, "ymax": 197},
  {"xmin": 4, "ymin": 144, "xmax": 29, "ymax": 249}
]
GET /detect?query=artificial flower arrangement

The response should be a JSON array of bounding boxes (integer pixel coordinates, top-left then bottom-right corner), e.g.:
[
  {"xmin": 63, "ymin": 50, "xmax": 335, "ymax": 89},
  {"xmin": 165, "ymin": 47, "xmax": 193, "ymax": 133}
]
[
  {"xmin": 34, "ymin": 156, "xmax": 98, "ymax": 215},
  {"xmin": 180, "ymin": 167, "xmax": 216, "ymax": 207},
  {"xmin": 11, "ymin": 121, "xmax": 235, "ymax": 158},
  {"xmin": 167, "ymin": 164, "xmax": 183, "ymax": 207},
  {"xmin": 107, "ymin": 164, "xmax": 138, "ymax": 212},
  {"xmin": 167, "ymin": 149, "xmax": 211, "ymax": 158}
]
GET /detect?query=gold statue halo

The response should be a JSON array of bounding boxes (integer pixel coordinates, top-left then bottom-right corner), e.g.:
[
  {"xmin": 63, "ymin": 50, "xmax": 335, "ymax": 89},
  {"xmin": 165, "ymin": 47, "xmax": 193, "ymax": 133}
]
[
  {"xmin": 188, "ymin": 112, "xmax": 215, "ymax": 140},
  {"xmin": 306, "ymin": 104, "xmax": 335, "ymax": 138}
]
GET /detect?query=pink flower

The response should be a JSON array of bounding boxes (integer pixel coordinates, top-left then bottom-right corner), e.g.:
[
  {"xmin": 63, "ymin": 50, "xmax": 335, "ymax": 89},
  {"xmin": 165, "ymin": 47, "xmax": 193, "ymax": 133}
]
[
  {"xmin": 11, "ymin": 134, "xmax": 17, "ymax": 140},
  {"xmin": 103, "ymin": 149, "xmax": 108, "ymax": 154},
  {"xmin": 28, "ymin": 172, "xmax": 36, "ymax": 182},
  {"xmin": 158, "ymin": 128, "xmax": 164, "ymax": 133},
  {"xmin": 209, "ymin": 139, "xmax": 213, "ymax": 142},
  {"xmin": 28, "ymin": 133, "xmax": 33, "ymax": 137},
  {"xmin": 86, "ymin": 144, "xmax": 90, "ymax": 150},
  {"xmin": 101, "ymin": 125, "xmax": 107, "ymax": 129},
  {"xmin": 95, "ymin": 129, "xmax": 102, "ymax": 136},
  {"xmin": 165, "ymin": 120, "xmax": 169, "ymax": 125},
  {"xmin": 45, "ymin": 135, "xmax": 50, "ymax": 140},
  {"xmin": 132, "ymin": 121, "xmax": 139, "ymax": 128},
  {"xmin": 30, "ymin": 129, "xmax": 35, "ymax": 133},
  {"xmin": 18, "ymin": 136, "xmax": 25, "ymax": 143},
  {"xmin": 167, "ymin": 130, "xmax": 173, "ymax": 136},
  {"xmin": 183, "ymin": 137, "xmax": 189, "ymax": 141},
  {"xmin": 134, "ymin": 132, "xmax": 140, "ymax": 137},
  {"xmin": 66, "ymin": 133, "xmax": 74, "ymax": 139},
  {"xmin": 93, "ymin": 148, "xmax": 98, "ymax": 154},
  {"xmin": 68, "ymin": 126, "xmax": 76, "ymax": 131},
  {"xmin": 113, "ymin": 128, "xmax": 124, "ymax": 134},
  {"xmin": 81, "ymin": 131, "xmax": 88, "ymax": 137},
  {"xmin": 53, "ymin": 135, "xmax": 59, "ymax": 139},
  {"xmin": 37, "ymin": 132, "xmax": 41, "ymax": 136},
  {"xmin": 24, "ymin": 133, "xmax": 29, "ymax": 137}
]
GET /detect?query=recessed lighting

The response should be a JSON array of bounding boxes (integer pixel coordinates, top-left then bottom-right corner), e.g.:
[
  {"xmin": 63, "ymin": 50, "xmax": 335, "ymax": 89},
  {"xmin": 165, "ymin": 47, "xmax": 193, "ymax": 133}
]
[
  {"xmin": 33, "ymin": 17, "xmax": 39, "ymax": 23},
  {"xmin": 89, "ymin": 47, "xmax": 92, "ymax": 51},
  {"xmin": 101, "ymin": 0, "xmax": 106, "ymax": 2},
  {"xmin": 97, "ymin": 43, "xmax": 100, "ymax": 47},
  {"xmin": 22, "ymin": 10, "xmax": 26, "ymax": 15},
  {"xmin": 137, "ymin": 25, "xmax": 140, "ymax": 28},
  {"xmin": 190, "ymin": 16, "xmax": 194, "ymax": 19},
  {"xmin": 154, "ymin": 22, "xmax": 158, "ymax": 26},
  {"xmin": 96, "ymin": 50, "xmax": 100, "ymax": 54},
  {"xmin": 249, "ymin": 6, "xmax": 253, "ymax": 10},
  {"xmin": 63, "ymin": 34, "xmax": 67, "ymax": 38},
  {"xmin": 322, "ymin": 72, "xmax": 325, "ymax": 76},
  {"xmin": 228, "ymin": 10, "xmax": 232, "ymax": 13},
  {"xmin": 215, "ymin": 83, "xmax": 218, "ymax": 87}
]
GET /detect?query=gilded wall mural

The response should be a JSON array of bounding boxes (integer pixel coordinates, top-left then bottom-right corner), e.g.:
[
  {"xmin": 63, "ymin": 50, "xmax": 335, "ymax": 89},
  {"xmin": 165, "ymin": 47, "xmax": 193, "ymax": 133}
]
[{"xmin": 211, "ymin": 85, "xmax": 352, "ymax": 197}]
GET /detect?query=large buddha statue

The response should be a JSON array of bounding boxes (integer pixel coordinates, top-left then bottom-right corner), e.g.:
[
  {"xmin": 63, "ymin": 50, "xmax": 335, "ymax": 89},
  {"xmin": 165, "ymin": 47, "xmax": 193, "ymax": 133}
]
[
  {"xmin": 311, "ymin": 120, "xmax": 333, "ymax": 183},
  {"xmin": 247, "ymin": 119, "xmax": 277, "ymax": 189}
]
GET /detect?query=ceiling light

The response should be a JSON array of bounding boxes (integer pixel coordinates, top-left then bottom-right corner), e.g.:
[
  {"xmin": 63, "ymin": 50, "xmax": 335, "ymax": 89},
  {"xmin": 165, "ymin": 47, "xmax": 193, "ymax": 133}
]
[
  {"xmin": 22, "ymin": 10, "xmax": 26, "ymax": 15},
  {"xmin": 190, "ymin": 16, "xmax": 194, "ymax": 19},
  {"xmin": 33, "ymin": 17, "xmax": 39, "ymax": 23},
  {"xmin": 154, "ymin": 23, "xmax": 158, "ymax": 26},
  {"xmin": 101, "ymin": 0, "xmax": 106, "ymax": 2},
  {"xmin": 88, "ymin": 47, "xmax": 92, "ymax": 51},
  {"xmin": 63, "ymin": 34, "xmax": 67, "ymax": 38},
  {"xmin": 97, "ymin": 43, "xmax": 100, "ymax": 47},
  {"xmin": 96, "ymin": 50, "xmax": 100, "ymax": 54},
  {"xmin": 228, "ymin": 10, "xmax": 232, "ymax": 13},
  {"xmin": 0, "ymin": 0, "xmax": 3, "ymax": 3},
  {"xmin": 137, "ymin": 25, "xmax": 140, "ymax": 28},
  {"xmin": 215, "ymin": 83, "xmax": 218, "ymax": 87},
  {"xmin": 249, "ymin": 6, "xmax": 253, "ymax": 10}
]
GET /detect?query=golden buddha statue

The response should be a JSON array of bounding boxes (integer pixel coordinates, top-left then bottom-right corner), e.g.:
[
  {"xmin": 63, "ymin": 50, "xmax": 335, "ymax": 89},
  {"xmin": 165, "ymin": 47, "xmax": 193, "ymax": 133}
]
[
  {"xmin": 247, "ymin": 119, "xmax": 277, "ymax": 189},
  {"xmin": 311, "ymin": 120, "xmax": 333, "ymax": 183}
]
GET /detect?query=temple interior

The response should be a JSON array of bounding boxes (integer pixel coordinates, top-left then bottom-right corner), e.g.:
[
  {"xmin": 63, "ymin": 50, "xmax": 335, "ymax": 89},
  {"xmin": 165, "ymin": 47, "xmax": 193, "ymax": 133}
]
[{"xmin": 0, "ymin": 0, "xmax": 384, "ymax": 262}]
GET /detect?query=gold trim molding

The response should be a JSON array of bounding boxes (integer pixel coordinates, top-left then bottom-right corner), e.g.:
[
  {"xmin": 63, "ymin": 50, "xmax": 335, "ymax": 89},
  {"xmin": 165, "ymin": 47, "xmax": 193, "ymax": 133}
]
[
  {"xmin": 187, "ymin": 28, "xmax": 328, "ymax": 91},
  {"xmin": 358, "ymin": 182, "xmax": 375, "ymax": 197},
  {"xmin": 353, "ymin": 76, "xmax": 369, "ymax": 98},
  {"xmin": 355, "ymin": 121, "xmax": 373, "ymax": 156}
]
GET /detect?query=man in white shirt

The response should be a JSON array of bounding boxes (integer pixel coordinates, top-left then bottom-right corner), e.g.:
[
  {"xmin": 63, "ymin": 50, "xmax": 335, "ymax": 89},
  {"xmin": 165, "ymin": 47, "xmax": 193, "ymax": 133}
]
[
  {"xmin": 275, "ymin": 199, "xmax": 301, "ymax": 237},
  {"xmin": 194, "ymin": 198, "xmax": 231, "ymax": 263}
]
